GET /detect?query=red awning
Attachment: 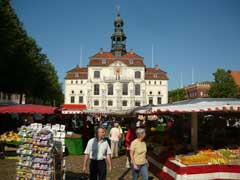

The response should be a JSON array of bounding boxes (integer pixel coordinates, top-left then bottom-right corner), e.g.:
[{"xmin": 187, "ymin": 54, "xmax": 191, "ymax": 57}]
[
  {"xmin": 0, "ymin": 104, "xmax": 57, "ymax": 114},
  {"xmin": 62, "ymin": 104, "xmax": 87, "ymax": 114}
]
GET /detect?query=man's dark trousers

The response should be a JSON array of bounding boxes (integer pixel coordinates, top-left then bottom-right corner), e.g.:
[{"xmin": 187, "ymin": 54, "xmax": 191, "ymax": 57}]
[{"xmin": 90, "ymin": 159, "xmax": 107, "ymax": 180}]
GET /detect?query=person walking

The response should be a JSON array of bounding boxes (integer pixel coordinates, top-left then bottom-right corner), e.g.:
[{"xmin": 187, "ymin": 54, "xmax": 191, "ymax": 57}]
[
  {"xmin": 130, "ymin": 128, "xmax": 148, "ymax": 180},
  {"xmin": 125, "ymin": 122, "xmax": 136, "ymax": 168},
  {"xmin": 109, "ymin": 122, "xmax": 120, "ymax": 158},
  {"xmin": 83, "ymin": 126, "xmax": 112, "ymax": 180}
]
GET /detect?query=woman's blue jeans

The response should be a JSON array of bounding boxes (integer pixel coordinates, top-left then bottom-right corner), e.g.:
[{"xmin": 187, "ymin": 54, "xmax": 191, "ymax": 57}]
[{"xmin": 131, "ymin": 163, "xmax": 148, "ymax": 180}]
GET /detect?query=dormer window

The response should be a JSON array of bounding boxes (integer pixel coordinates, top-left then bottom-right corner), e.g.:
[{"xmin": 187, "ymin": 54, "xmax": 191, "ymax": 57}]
[
  {"xmin": 129, "ymin": 59, "xmax": 134, "ymax": 64},
  {"xmin": 75, "ymin": 73, "xmax": 79, "ymax": 78},
  {"xmin": 102, "ymin": 58, "xmax": 106, "ymax": 64}
]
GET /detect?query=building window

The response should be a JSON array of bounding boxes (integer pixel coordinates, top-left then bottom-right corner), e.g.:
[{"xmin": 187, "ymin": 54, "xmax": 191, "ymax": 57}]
[
  {"xmin": 149, "ymin": 91, "xmax": 152, "ymax": 95},
  {"xmin": 149, "ymin": 81, "xmax": 151, "ymax": 85},
  {"xmin": 129, "ymin": 59, "xmax": 134, "ymax": 64},
  {"xmin": 135, "ymin": 71, "xmax": 141, "ymax": 79},
  {"xmin": 94, "ymin": 84, "xmax": 100, "ymax": 95},
  {"xmin": 76, "ymin": 80, "xmax": 78, "ymax": 84},
  {"xmin": 122, "ymin": 100, "xmax": 128, "ymax": 106},
  {"xmin": 94, "ymin": 100, "xmax": 99, "ymax": 106},
  {"xmin": 122, "ymin": 83, "xmax": 128, "ymax": 95},
  {"xmin": 94, "ymin": 71, "xmax": 100, "ymax": 78},
  {"xmin": 160, "ymin": 81, "xmax": 162, "ymax": 85},
  {"xmin": 108, "ymin": 84, "xmax": 114, "ymax": 95},
  {"xmin": 71, "ymin": 80, "xmax": 73, "ymax": 84},
  {"xmin": 154, "ymin": 74, "xmax": 157, "ymax": 78},
  {"xmin": 158, "ymin": 91, "xmax": 161, "ymax": 95},
  {"xmin": 157, "ymin": 97, "xmax": 162, "ymax": 105},
  {"xmin": 71, "ymin": 96, "xmax": 75, "ymax": 103},
  {"xmin": 79, "ymin": 96, "xmax": 83, "ymax": 103},
  {"xmin": 154, "ymin": 81, "xmax": 156, "ymax": 85},
  {"xmin": 81, "ymin": 80, "xmax": 83, "ymax": 84},
  {"xmin": 80, "ymin": 90, "xmax": 83, "ymax": 94},
  {"xmin": 75, "ymin": 73, "xmax": 79, "ymax": 78},
  {"xmin": 108, "ymin": 100, "xmax": 113, "ymax": 106},
  {"xmin": 149, "ymin": 97, "xmax": 153, "ymax": 105},
  {"xmin": 72, "ymin": 90, "xmax": 74, "ymax": 94},
  {"xmin": 102, "ymin": 58, "xmax": 106, "ymax": 64},
  {"xmin": 135, "ymin": 101, "xmax": 141, "ymax": 107},
  {"xmin": 135, "ymin": 84, "xmax": 141, "ymax": 95}
]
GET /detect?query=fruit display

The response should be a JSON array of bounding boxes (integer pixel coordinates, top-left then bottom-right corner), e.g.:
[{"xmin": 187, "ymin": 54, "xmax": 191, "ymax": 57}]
[
  {"xmin": 0, "ymin": 131, "xmax": 20, "ymax": 142},
  {"xmin": 218, "ymin": 149, "xmax": 238, "ymax": 159},
  {"xmin": 179, "ymin": 154, "xmax": 210, "ymax": 165},
  {"xmin": 178, "ymin": 148, "xmax": 240, "ymax": 165}
]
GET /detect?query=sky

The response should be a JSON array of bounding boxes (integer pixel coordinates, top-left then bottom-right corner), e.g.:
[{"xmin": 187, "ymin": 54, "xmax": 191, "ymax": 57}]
[{"xmin": 11, "ymin": 0, "xmax": 240, "ymax": 90}]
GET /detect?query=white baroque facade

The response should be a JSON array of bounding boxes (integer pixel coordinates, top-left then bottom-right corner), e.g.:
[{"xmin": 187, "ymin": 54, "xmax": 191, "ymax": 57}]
[{"xmin": 64, "ymin": 12, "xmax": 168, "ymax": 113}]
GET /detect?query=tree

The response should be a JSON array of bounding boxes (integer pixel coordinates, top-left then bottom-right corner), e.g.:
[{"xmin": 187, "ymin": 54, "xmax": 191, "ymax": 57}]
[
  {"xmin": 168, "ymin": 88, "xmax": 187, "ymax": 103},
  {"xmin": 0, "ymin": 0, "xmax": 63, "ymax": 105},
  {"xmin": 209, "ymin": 69, "xmax": 240, "ymax": 98}
]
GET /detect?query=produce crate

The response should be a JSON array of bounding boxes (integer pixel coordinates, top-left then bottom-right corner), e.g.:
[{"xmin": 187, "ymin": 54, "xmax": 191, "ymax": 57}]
[{"xmin": 65, "ymin": 137, "xmax": 83, "ymax": 155}]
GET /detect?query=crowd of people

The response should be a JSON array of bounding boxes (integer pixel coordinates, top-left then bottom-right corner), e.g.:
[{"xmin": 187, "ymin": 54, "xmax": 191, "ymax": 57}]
[{"xmin": 82, "ymin": 121, "xmax": 149, "ymax": 180}]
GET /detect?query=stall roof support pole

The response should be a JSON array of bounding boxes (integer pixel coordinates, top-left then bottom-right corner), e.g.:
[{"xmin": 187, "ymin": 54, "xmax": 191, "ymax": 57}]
[{"xmin": 191, "ymin": 112, "xmax": 198, "ymax": 151}]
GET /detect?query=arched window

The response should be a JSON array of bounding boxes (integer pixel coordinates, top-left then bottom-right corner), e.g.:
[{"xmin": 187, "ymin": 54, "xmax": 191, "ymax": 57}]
[
  {"xmin": 135, "ymin": 84, "xmax": 141, "ymax": 95},
  {"xmin": 108, "ymin": 84, "xmax": 114, "ymax": 95},
  {"xmin": 94, "ymin": 84, "xmax": 100, "ymax": 95},
  {"xmin": 135, "ymin": 71, "xmax": 141, "ymax": 79},
  {"xmin": 94, "ymin": 71, "xmax": 100, "ymax": 78}
]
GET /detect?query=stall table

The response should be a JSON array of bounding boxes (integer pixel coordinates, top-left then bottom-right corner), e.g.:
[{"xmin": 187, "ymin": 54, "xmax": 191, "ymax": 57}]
[
  {"xmin": 158, "ymin": 159, "xmax": 240, "ymax": 180},
  {"xmin": 65, "ymin": 137, "xmax": 83, "ymax": 155}
]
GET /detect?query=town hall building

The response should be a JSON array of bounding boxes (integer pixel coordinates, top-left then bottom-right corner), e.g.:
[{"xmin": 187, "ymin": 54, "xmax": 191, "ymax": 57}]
[{"xmin": 64, "ymin": 11, "xmax": 168, "ymax": 113}]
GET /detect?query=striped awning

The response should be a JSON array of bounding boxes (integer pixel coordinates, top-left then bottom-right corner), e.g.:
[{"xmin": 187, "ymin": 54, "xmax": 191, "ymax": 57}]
[{"xmin": 149, "ymin": 98, "xmax": 240, "ymax": 114}]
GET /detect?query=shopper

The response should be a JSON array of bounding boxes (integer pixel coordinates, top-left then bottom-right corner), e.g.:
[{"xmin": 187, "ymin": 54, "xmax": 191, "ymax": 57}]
[
  {"xmin": 109, "ymin": 123, "xmax": 121, "ymax": 158},
  {"xmin": 130, "ymin": 128, "xmax": 148, "ymax": 180},
  {"xmin": 83, "ymin": 126, "xmax": 112, "ymax": 180},
  {"xmin": 125, "ymin": 122, "xmax": 136, "ymax": 168}
]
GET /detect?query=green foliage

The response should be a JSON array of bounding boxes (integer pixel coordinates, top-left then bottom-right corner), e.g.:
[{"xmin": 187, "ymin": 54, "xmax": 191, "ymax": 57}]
[
  {"xmin": 0, "ymin": 0, "xmax": 63, "ymax": 105},
  {"xmin": 209, "ymin": 69, "xmax": 240, "ymax": 98},
  {"xmin": 168, "ymin": 88, "xmax": 187, "ymax": 103}
]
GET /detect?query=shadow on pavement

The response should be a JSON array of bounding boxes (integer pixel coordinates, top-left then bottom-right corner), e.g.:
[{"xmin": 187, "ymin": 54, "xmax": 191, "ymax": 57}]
[
  {"xmin": 118, "ymin": 168, "xmax": 131, "ymax": 180},
  {"xmin": 65, "ymin": 171, "xmax": 89, "ymax": 180},
  {"xmin": 118, "ymin": 168, "xmax": 155, "ymax": 180}
]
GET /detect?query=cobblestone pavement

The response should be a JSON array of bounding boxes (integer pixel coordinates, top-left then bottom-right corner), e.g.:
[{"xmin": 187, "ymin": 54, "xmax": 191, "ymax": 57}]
[{"xmin": 0, "ymin": 155, "xmax": 158, "ymax": 180}]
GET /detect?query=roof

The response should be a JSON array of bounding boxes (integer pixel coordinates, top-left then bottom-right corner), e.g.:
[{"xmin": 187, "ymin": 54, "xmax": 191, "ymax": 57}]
[
  {"xmin": 90, "ymin": 51, "xmax": 143, "ymax": 59},
  {"xmin": 0, "ymin": 104, "xmax": 56, "ymax": 114},
  {"xmin": 145, "ymin": 68, "xmax": 168, "ymax": 80},
  {"xmin": 65, "ymin": 67, "xmax": 88, "ymax": 79},
  {"xmin": 150, "ymin": 98, "xmax": 240, "ymax": 114},
  {"xmin": 88, "ymin": 58, "xmax": 145, "ymax": 67},
  {"xmin": 230, "ymin": 71, "xmax": 240, "ymax": 86}
]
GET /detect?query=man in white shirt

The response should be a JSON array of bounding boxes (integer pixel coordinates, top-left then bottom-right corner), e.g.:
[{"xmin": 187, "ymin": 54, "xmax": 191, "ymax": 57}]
[{"xmin": 83, "ymin": 126, "xmax": 112, "ymax": 180}]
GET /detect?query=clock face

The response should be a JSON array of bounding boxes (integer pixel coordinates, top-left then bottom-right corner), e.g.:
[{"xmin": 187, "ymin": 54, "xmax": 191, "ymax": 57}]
[{"xmin": 115, "ymin": 67, "xmax": 121, "ymax": 75}]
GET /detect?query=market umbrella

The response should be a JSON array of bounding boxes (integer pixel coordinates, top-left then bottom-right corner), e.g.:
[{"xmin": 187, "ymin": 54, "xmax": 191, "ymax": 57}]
[{"xmin": 0, "ymin": 104, "xmax": 57, "ymax": 114}]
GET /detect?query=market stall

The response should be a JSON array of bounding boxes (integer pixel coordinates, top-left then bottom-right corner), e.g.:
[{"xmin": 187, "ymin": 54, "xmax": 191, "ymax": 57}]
[
  {"xmin": 0, "ymin": 104, "xmax": 57, "ymax": 158},
  {"xmin": 142, "ymin": 98, "xmax": 240, "ymax": 179}
]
